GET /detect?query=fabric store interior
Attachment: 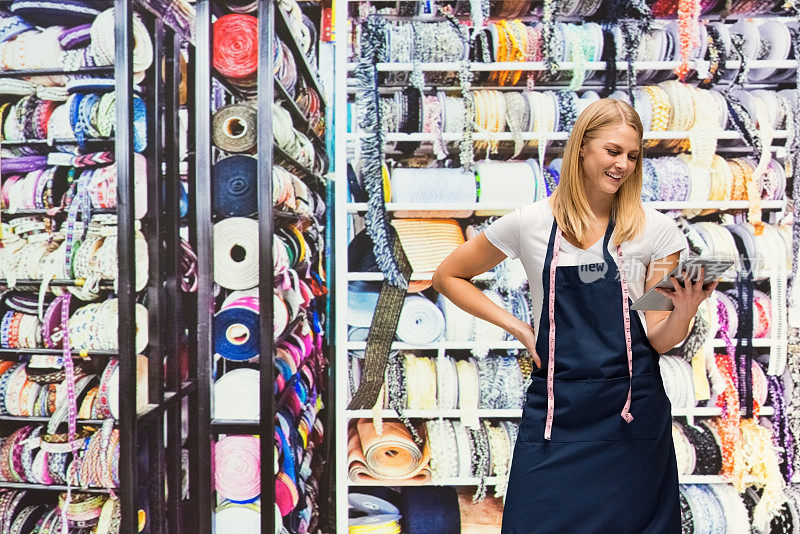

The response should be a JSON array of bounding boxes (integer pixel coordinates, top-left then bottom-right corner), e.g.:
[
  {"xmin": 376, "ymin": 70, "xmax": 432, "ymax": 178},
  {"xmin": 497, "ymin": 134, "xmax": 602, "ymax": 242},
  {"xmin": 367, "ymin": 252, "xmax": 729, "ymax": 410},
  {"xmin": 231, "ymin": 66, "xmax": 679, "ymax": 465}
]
[{"xmin": 0, "ymin": 0, "xmax": 798, "ymax": 532}]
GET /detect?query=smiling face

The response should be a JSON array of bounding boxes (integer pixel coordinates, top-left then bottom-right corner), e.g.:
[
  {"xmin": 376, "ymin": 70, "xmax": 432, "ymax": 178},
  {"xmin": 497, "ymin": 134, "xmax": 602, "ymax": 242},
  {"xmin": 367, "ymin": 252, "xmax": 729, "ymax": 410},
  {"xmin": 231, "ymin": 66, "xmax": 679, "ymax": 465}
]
[{"xmin": 580, "ymin": 122, "xmax": 641, "ymax": 198}]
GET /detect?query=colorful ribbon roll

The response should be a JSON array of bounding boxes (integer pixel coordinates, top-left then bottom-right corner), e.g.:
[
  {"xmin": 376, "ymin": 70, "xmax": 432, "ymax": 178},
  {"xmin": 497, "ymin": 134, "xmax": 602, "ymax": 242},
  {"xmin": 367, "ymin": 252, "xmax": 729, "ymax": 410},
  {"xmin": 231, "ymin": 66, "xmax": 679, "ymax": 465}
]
[
  {"xmin": 212, "ymin": 104, "xmax": 257, "ymax": 154},
  {"xmin": 212, "ymin": 156, "xmax": 258, "ymax": 218},
  {"xmin": 213, "ymin": 296, "xmax": 260, "ymax": 362},
  {"xmin": 87, "ymin": 153, "xmax": 148, "ymax": 219},
  {"xmin": 213, "ymin": 14, "xmax": 258, "ymax": 88},
  {"xmin": 348, "ymin": 420, "xmax": 431, "ymax": 483},
  {"xmin": 213, "ymin": 217, "xmax": 259, "ymax": 290},
  {"xmin": 390, "ymin": 219, "xmax": 465, "ymax": 273},
  {"xmin": 214, "ymin": 435, "xmax": 261, "ymax": 502}
]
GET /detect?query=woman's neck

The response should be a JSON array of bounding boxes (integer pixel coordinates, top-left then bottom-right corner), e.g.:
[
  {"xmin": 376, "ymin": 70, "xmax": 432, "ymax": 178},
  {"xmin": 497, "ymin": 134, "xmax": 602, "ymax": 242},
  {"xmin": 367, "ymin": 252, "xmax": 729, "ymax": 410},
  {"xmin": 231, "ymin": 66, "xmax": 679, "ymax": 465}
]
[{"xmin": 584, "ymin": 189, "xmax": 614, "ymax": 220}]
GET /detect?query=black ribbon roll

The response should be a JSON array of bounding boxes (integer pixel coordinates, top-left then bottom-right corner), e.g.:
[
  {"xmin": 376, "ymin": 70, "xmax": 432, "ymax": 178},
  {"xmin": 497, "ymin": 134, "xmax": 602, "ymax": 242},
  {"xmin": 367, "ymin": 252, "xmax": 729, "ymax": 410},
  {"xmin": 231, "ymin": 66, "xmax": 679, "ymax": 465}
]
[{"xmin": 212, "ymin": 155, "xmax": 257, "ymax": 218}]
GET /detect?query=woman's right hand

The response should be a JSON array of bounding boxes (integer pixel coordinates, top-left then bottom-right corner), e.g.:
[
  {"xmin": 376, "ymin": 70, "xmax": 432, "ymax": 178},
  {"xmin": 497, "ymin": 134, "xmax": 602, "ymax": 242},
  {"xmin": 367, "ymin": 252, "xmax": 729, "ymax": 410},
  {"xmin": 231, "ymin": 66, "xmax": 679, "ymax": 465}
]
[{"xmin": 512, "ymin": 320, "xmax": 541, "ymax": 370}]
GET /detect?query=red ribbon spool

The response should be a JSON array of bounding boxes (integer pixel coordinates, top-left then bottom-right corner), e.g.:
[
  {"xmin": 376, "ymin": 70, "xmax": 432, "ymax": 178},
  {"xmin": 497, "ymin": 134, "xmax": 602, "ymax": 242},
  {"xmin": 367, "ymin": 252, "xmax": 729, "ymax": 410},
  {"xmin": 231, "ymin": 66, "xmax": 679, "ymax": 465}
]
[{"xmin": 213, "ymin": 14, "xmax": 258, "ymax": 87}]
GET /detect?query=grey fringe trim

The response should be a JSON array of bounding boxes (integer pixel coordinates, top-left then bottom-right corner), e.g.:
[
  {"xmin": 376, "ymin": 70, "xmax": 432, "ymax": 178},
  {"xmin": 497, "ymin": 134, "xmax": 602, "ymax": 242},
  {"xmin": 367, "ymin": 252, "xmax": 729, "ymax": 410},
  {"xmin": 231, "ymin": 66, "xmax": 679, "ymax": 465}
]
[{"xmin": 356, "ymin": 16, "xmax": 408, "ymax": 289}]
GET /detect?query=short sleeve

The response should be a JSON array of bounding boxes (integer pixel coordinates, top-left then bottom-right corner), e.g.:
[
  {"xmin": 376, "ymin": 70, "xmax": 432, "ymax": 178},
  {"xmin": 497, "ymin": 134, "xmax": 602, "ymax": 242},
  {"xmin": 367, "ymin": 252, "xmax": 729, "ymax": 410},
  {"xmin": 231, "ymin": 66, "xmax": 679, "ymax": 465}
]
[
  {"xmin": 650, "ymin": 213, "xmax": 688, "ymax": 261},
  {"xmin": 483, "ymin": 209, "xmax": 522, "ymax": 260}
]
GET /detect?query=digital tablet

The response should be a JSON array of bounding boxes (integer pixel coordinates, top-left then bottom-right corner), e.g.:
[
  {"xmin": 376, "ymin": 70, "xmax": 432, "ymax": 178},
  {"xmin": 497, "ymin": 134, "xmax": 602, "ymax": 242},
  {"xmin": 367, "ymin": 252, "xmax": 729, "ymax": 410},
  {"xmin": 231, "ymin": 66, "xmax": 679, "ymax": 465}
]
[{"xmin": 630, "ymin": 257, "xmax": 734, "ymax": 311}]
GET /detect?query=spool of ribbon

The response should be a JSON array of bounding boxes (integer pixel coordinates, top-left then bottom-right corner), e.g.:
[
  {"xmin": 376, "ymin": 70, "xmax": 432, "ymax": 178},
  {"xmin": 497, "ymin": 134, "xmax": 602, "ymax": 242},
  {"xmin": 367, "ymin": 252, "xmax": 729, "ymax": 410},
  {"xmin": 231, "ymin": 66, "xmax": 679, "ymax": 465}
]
[
  {"xmin": 213, "ymin": 14, "xmax": 258, "ymax": 88},
  {"xmin": 475, "ymin": 161, "xmax": 537, "ymax": 215},
  {"xmin": 214, "ymin": 296, "xmax": 260, "ymax": 361},
  {"xmin": 346, "ymin": 286, "xmax": 444, "ymax": 345},
  {"xmin": 108, "ymin": 354, "xmax": 149, "ymax": 419},
  {"xmin": 1, "ymin": 156, "xmax": 48, "ymax": 174},
  {"xmin": 348, "ymin": 420, "xmax": 431, "ymax": 483},
  {"xmin": 213, "ymin": 368, "xmax": 260, "ymax": 420},
  {"xmin": 87, "ymin": 154, "xmax": 148, "ymax": 219},
  {"xmin": 213, "ymin": 217, "xmax": 259, "ymax": 290},
  {"xmin": 437, "ymin": 294, "xmax": 475, "ymax": 342},
  {"xmin": 212, "ymin": 156, "xmax": 258, "ymax": 218},
  {"xmin": 389, "ymin": 167, "xmax": 476, "ymax": 218},
  {"xmin": 212, "ymin": 104, "xmax": 257, "ymax": 154},
  {"xmin": 0, "ymin": 11, "xmax": 32, "ymax": 43},
  {"xmin": 390, "ymin": 219, "xmax": 465, "ymax": 274},
  {"xmin": 214, "ymin": 435, "xmax": 261, "ymax": 502},
  {"xmin": 90, "ymin": 8, "xmax": 153, "ymax": 81},
  {"xmin": 214, "ymin": 502, "xmax": 261, "ymax": 533},
  {"xmin": 400, "ymin": 486, "xmax": 460, "ymax": 534},
  {"xmin": 10, "ymin": 1, "xmax": 101, "ymax": 26}
]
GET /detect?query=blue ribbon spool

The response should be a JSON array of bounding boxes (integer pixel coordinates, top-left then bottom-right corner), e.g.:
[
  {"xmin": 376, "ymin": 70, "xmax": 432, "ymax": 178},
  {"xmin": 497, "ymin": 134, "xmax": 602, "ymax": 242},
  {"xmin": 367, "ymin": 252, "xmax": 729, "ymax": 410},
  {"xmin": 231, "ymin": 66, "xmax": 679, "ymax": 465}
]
[
  {"xmin": 212, "ymin": 155, "xmax": 258, "ymax": 218},
  {"xmin": 179, "ymin": 183, "xmax": 188, "ymax": 218},
  {"xmin": 0, "ymin": 12, "xmax": 31, "ymax": 43},
  {"xmin": 133, "ymin": 96, "xmax": 147, "ymax": 153},
  {"xmin": 213, "ymin": 305, "xmax": 260, "ymax": 361}
]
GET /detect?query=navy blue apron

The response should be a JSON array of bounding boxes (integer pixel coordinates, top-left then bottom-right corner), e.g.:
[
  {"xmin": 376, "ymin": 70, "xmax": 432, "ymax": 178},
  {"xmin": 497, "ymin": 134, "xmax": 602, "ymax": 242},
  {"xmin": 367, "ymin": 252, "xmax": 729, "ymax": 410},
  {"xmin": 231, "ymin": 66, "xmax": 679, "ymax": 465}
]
[{"xmin": 502, "ymin": 218, "xmax": 681, "ymax": 534}]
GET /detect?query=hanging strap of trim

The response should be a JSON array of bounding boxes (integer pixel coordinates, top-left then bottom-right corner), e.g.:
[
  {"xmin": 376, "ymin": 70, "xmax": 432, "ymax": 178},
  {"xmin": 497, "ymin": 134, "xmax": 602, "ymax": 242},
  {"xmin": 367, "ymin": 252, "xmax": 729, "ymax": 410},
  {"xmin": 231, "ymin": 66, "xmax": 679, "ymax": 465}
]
[{"xmin": 347, "ymin": 233, "xmax": 413, "ymax": 411}]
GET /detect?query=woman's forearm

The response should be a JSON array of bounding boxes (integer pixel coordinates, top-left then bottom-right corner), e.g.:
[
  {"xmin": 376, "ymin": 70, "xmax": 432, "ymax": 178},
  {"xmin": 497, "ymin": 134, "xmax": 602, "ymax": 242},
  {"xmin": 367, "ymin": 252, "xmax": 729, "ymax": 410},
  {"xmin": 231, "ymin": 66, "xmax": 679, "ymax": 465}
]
[
  {"xmin": 432, "ymin": 274, "xmax": 529, "ymax": 338},
  {"xmin": 646, "ymin": 310, "xmax": 693, "ymax": 355}
]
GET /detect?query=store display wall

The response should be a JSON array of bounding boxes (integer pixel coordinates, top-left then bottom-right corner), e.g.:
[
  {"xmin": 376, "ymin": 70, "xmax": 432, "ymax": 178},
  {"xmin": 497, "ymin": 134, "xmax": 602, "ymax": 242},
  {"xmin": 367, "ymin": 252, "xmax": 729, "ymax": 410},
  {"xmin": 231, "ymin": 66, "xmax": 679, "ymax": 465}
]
[
  {"xmin": 0, "ymin": 1, "xmax": 196, "ymax": 532},
  {"xmin": 335, "ymin": 0, "xmax": 800, "ymax": 532}
]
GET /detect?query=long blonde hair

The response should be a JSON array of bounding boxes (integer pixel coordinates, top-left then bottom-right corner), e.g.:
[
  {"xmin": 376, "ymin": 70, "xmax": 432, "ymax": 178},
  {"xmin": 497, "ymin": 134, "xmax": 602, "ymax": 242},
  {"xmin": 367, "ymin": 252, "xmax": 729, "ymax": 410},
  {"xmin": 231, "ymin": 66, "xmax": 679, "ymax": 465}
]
[{"xmin": 550, "ymin": 98, "xmax": 645, "ymax": 246}]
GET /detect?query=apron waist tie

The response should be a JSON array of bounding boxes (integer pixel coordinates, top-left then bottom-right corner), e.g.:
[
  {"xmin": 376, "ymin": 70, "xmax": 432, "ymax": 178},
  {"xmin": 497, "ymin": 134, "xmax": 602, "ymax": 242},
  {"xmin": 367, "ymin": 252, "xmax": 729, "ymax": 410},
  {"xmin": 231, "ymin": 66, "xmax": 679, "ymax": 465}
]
[{"xmin": 545, "ymin": 228, "xmax": 634, "ymax": 441}]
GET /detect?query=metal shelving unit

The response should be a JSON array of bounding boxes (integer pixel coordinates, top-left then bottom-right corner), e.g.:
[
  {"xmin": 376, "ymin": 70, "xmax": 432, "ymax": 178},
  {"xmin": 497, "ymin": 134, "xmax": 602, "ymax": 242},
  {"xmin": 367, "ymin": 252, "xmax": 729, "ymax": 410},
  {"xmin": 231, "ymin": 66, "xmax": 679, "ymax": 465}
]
[
  {"xmin": 193, "ymin": 1, "xmax": 331, "ymax": 532},
  {"xmin": 0, "ymin": 1, "xmax": 196, "ymax": 531}
]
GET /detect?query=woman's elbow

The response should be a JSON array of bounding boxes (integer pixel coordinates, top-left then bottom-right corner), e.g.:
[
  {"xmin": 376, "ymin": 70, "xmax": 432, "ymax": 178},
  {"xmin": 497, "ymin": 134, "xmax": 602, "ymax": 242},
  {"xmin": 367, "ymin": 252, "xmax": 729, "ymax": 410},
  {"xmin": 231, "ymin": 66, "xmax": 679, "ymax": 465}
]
[{"xmin": 431, "ymin": 267, "xmax": 445, "ymax": 293}]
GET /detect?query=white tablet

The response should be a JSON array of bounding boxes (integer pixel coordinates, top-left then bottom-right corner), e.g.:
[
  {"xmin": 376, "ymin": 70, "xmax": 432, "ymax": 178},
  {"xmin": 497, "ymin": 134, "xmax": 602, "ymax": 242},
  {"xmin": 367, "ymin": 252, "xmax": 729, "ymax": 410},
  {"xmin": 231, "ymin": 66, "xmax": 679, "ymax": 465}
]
[{"xmin": 630, "ymin": 257, "xmax": 734, "ymax": 311}]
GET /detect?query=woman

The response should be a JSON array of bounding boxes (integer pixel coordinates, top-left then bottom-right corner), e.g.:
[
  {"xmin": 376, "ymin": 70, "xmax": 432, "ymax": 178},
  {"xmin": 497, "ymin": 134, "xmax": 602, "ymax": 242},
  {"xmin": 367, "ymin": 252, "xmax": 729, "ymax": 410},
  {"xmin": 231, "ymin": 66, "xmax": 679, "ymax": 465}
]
[{"xmin": 432, "ymin": 98, "xmax": 718, "ymax": 533}]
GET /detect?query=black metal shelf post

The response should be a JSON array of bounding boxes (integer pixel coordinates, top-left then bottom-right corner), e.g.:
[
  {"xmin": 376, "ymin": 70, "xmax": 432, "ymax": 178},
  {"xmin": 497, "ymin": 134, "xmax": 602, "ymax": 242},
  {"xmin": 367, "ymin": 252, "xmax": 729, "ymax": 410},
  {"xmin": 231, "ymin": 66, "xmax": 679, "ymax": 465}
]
[
  {"xmin": 257, "ymin": 2, "xmax": 277, "ymax": 533},
  {"xmin": 192, "ymin": 2, "xmax": 215, "ymax": 533},
  {"xmin": 114, "ymin": 2, "xmax": 138, "ymax": 532},
  {"xmin": 164, "ymin": 24, "xmax": 188, "ymax": 534}
]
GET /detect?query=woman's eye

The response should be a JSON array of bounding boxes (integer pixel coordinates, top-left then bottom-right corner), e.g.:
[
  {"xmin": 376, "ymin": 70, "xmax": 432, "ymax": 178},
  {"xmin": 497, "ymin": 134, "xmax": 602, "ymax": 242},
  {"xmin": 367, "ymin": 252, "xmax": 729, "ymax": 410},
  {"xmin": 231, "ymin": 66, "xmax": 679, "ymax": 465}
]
[
  {"xmin": 629, "ymin": 155, "xmax": 638, "ymax": 161},
  {"xmin": 606, "ymin": 150, "xmax": 619, "ymax": 156}
]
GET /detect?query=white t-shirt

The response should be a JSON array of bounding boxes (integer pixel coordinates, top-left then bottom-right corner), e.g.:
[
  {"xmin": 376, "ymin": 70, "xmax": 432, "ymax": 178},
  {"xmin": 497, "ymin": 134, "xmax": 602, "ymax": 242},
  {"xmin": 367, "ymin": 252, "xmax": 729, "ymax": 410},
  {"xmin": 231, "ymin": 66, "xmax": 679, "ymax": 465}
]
[{"xmin": 483, "ymin": 198, "xmax": 688, "ymax": 345}]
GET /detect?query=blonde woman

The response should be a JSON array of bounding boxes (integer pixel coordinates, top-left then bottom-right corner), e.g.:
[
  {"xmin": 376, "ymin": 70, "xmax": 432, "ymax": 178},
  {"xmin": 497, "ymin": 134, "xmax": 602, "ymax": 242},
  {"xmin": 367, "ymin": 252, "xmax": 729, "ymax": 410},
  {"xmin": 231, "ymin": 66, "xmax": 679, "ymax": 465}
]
[{"xmin": 433, "ymin": 99, "xmax": 718, "ymax": 533}]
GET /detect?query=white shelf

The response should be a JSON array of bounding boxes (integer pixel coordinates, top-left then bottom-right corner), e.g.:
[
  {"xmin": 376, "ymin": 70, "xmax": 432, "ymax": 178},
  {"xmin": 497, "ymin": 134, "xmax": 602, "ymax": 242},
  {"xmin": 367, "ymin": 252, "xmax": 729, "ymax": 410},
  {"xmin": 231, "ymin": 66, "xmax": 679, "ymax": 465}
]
[
  {"xmin": 710, "ymin": 338, "xmax": 774, "ymax": 348},
  {"xmin": 344, "ymin": 338, "xmax": 776, "ymax": 350},
  {"xmin": 346, "ymin": 130, "xmax": 788, "ymax": 142},
  {"xmin": 347, "ymin": 272, "xmax": 496, "ymax": 282},
  {"xmin": 344, "ymin": 340, "xmax": 523, "ymax": 350},
  {"xmin": 672, "ymin": 406, "xmax": 774, "ymax": 417},
  {"xmin": 345, "ymin": 201, "xmax": 786, "ymax": 214},
  {"xmin": 346, "ymin": 60, "xmax": 800, "ymax": 72},
  {"xmin": 345, "ymin": 407, "xmax": 773, "ymax": 419},
  {"xmin": 347, "ymin": 409, "xmax": 522, "ymax": 418},
  {"xmin": 680, "ymin": 475, "xmax": 753, "ymax": 484},
  {"xmin": 349, "ymin": 476, "xmax": 504, "ymax": 486},
  {"xmin": 348, "ymin": 475, "xmax": 760, "ymax": 486}
]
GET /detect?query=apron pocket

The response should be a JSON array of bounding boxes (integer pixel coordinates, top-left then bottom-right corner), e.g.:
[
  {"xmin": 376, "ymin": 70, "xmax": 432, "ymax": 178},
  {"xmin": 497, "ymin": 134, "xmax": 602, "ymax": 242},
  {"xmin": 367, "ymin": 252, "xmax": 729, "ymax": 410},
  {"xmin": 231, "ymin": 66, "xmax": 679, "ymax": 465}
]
[{"xmin": 518, "ymin": 374, "xmax": 668, "ymax": 443}]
